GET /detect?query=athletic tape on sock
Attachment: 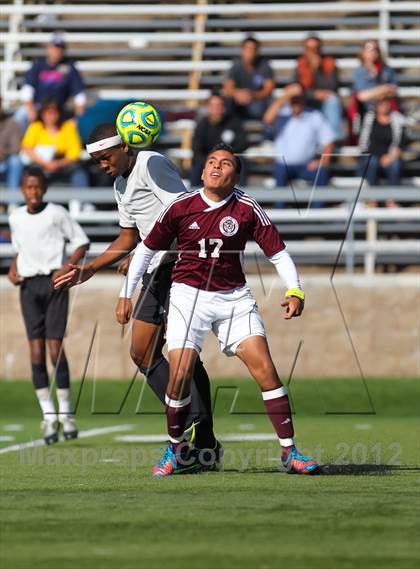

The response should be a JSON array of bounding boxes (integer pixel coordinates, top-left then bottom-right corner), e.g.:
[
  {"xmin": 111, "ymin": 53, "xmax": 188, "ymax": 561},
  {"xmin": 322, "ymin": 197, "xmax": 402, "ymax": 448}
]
[
  {"xmin": 261, "ymin": 386, "xmax": 287, "ymax": 400},
  {"xmin": 279, "ymin": 437, "xmax": 294, "ymax": 447},
  {"xmin": 165, "ymin": 394, "xmax": 192, "ymax": 408}
]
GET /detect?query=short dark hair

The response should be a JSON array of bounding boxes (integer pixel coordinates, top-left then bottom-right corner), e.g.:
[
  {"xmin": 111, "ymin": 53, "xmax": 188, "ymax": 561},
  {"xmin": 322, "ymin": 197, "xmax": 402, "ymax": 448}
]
[
  {"xmin": 22, "ymin": 166, "xmax": 48, "ymax": 190},
  {"xmin": 305, "ymin": 34, "xmax": 321, "ymax": 43},
  {"xmin": 207, "ymin": 143, "xmax": 242, "ymax": 174},
  {"xmin": 241, "ymin": 35, "xmax": 260, "ymax": 49},
  {"xmin": 88, "ymin": 122, "xmax": 118, "ymax": 145}
]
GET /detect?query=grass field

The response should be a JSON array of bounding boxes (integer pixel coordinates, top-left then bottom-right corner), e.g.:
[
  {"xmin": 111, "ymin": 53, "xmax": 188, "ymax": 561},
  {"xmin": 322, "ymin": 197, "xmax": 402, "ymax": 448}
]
[{"xmin": 1, "ymin": 377, "xmax": 419, "ymax": 569}]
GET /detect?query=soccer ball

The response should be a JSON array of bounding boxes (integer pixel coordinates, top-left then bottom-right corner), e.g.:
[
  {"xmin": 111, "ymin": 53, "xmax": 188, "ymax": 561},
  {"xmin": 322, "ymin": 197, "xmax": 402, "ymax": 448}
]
[{"xmin": 116, "ymin": 101, "xmax": 162, "ymax": 148}]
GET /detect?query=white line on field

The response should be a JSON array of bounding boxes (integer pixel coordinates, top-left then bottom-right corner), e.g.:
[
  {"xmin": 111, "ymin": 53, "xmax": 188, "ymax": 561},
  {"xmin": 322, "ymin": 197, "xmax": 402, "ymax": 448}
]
[
  {"xmin": 114, "ymin": 433, "xmax": 278, "ymax": 443},
  {"xmin": 0, "ymin": 424, "xmax": 134, "ymax": 455},
  {"xmin": 2, "ymin": 424, "xmax": 24, "ymax": 432}
]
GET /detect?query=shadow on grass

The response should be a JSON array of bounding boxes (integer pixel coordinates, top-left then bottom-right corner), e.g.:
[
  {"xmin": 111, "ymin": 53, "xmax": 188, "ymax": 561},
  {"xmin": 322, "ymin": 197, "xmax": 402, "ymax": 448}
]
[
  {"xmin": 222, "ymin": 464, "xmax": 420, "ymax": 476},
  {"xmin": 318, "ymin": 464, "xmax": 419, "ymax": 476}
]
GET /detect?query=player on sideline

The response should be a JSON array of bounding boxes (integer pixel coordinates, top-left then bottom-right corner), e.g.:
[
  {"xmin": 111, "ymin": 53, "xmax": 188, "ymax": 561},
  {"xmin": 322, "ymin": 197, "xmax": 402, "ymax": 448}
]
[
  {"xmin": 53, "ymin": 124, "xmax": 219, "ymax": 471},
  {"xmin": 116, "ymin": 143, "xmax": 320, "ymax": 476},
  {"xmin": 8, "ymin": 166, "xmax": 89, "ymax": 444}
]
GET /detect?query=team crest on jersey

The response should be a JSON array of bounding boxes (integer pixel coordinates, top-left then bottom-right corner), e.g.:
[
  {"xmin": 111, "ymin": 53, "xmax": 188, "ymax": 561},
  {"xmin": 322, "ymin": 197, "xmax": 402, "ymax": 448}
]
[{"xmin": 219, "ymin": 216, "xmax": 239, "ymax": 237}]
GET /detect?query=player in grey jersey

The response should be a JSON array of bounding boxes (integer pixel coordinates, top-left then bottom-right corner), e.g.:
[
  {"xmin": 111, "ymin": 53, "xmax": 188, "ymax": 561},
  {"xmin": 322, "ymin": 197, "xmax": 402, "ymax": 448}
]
[{"xmin": 54, "ymin": 123, "xmax": 219, "ymax": 469}]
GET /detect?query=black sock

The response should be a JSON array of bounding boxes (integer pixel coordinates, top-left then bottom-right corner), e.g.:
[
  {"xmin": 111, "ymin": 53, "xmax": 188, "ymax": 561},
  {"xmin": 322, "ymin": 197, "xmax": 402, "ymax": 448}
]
[
  {"xmin": 55, "ymin": 356, "xmax": 70, "ymax": 389},
  {"xmin": 144, "ymin": 357, "xmax": 216, "ymax": 448},
  {"xmin": 31, "ymin": 363, "xmax": 49, "ymax": 390},
  {"xmin": 142, "ymin": 357, "xmax": 168, "ymax": 406},
  {"xmin": 188, "ymin": 359, "xmax": 216, "ymax": 449}
]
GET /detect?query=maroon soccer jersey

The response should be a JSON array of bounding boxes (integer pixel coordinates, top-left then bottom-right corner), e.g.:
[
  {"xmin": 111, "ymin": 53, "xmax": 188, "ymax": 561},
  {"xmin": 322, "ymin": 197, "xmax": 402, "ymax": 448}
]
[{"xmin": 144, "ymin": 188, "xmax": 285, "ymax": 291}]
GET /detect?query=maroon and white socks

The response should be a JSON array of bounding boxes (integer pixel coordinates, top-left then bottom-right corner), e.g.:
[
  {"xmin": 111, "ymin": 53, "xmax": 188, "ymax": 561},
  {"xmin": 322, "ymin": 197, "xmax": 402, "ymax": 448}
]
[
  {"xmin": 165, "ymin": 393, "xmax": 191, "ymax": 452},
  {"xmin": 262, "ymin": 386, "xmax": 295, "ymax": 459}
]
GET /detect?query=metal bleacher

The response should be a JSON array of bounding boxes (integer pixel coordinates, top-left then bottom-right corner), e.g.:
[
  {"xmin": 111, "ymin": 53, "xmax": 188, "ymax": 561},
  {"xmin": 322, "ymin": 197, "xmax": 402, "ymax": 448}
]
[
  {"xmin": 1, "ymin": 2, "xmax": 419, "ymax": 107},
  {"xmin": 0, "ymin": 1, "xmax": 419, "ymax": 273},
  {"xmin": 2, "ymin": 1, "xmax": 418, "ymax": 175},
  {"xmin": 1, "ymin": 186, "xmax": 419, "ymax": 274}
]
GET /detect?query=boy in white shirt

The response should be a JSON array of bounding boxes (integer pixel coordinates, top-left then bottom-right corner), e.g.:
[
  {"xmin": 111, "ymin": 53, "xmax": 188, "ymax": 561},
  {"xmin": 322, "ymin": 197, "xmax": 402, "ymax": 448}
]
[{"xmin": 8, "ymin": 166, "xmax": 89, "ymax": 444}]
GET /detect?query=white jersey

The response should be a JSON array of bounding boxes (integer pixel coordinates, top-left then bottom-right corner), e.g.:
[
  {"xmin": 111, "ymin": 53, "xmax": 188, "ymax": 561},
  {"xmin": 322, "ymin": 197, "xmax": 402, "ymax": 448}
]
[
  {"xmin": 9, "ymin": 203, "xmax": 89, "ymax": 278},
  {"xmin": 114, "ymin": 151, "xmax": 187, "ymax": 272}
]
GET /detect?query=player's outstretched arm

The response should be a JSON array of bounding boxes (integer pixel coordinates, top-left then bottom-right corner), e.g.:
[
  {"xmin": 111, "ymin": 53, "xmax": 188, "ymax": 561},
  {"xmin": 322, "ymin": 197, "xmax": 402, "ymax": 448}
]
[
  {"xmin": 115, "ymin": 242, "xmax": 157, "ymax": 324},
  {"xmin": 54, "ymin": 227, "xmax": 139, "ymax": 289},
  {"xmin": 52, "ymin": 244, "xmax": 90, "ymax": 281}
]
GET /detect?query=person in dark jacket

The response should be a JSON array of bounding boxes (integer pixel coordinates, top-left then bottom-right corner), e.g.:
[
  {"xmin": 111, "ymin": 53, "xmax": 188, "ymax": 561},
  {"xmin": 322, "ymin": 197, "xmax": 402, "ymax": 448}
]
[
  {"xmin": 16, "ymin": 33, "xmax": 87, "ymax": 129},
  {"xmin": 191, "ymin": 94, "xmax": 248, "ymax": 187},
  {"xmin": 357, "ymin": 96, "xmax": 405, "ymax": 207}
]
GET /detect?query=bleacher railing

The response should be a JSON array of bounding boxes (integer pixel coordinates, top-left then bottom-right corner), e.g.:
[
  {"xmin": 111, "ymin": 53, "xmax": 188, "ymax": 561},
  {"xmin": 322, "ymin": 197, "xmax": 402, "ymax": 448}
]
[
  {"xmin": 1, "ymin": 186, "xmax": 419, "ymax": 275},
  {"xmin": 1, "ymin": 1, "xmax": 419, "ymax": 107}
]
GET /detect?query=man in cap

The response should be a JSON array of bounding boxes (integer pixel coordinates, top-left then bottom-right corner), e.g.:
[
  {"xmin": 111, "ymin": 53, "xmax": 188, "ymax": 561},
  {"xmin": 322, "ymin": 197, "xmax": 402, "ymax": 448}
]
[{"xmin": 18, "ymin": 32, "xmax": 87, "ymax": 126}]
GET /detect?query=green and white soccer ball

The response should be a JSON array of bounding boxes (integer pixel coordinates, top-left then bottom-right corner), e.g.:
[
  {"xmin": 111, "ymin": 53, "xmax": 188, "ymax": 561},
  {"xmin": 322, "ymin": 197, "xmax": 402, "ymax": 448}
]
[{"xmin": 116, "ymin": 101, "xmax": 162, "ymax": 148}]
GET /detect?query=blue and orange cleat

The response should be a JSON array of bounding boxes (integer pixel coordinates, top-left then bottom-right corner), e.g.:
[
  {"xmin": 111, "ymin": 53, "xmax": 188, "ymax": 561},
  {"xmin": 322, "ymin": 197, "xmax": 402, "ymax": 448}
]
[
  {"xmin": 282, "ymin": 447, "xmax": 320, "ymax": 475},
  {"xmin": 151, "ymin": 443, "xmax": 201, "ymax": 477}
]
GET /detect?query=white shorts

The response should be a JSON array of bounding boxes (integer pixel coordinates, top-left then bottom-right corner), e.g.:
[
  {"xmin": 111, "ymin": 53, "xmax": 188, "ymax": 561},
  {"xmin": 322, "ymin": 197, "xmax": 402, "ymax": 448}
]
[{"xmin": 166, "ymin": 282, "xmax": 266, "ymax": 356}]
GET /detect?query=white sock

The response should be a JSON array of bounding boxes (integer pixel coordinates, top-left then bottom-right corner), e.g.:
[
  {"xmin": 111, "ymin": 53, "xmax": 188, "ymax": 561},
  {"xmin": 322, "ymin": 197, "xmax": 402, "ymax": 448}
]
[
  {"xmin": 56, "ymin": 388, "xmax": 72, "ymax": 419},
  {"xmin": 36, "ymin": 388, "xmax": 57, "ymax": 422}
]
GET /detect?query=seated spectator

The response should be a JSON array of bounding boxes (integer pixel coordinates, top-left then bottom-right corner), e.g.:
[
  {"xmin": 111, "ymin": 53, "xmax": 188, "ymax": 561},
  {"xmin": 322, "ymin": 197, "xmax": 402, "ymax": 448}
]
[
  {"xmin": 21, "ymin": 98, "xmax": 89, "ymax": 187},
  {"xmin": 263, "ymin": 88, "xmax": 335, "ymax": 203},
  {"xmin": 16, "ymin": 33, "xmax": 87, "ymax": 129},
  {"xmin": 349, "ymin": 40, "xmax": 398, "ymax": 138},
  {"xmin": 223, "ymin": 36, "xmax": 275, "ymax": 120},
  {"xmin": 357, "ymin": 96, "xmax": 406, "ymax": 207},
  {"xmin": 0, "ymin": 98, "xmax": 23, "ymax": 189},
  {"xmin": 191, "ymin": 94, "xmax": 248, "ymax": 187},
  {"xmin": 291, "ymin": 35, "xmax": 342, "ymax": 141}
]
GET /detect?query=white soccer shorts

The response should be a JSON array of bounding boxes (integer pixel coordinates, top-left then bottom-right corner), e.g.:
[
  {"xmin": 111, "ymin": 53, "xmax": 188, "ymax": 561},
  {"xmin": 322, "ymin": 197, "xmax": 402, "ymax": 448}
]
[{"xmin": 166, "ymin": 282, "xmax": 266, "ymax": 356}]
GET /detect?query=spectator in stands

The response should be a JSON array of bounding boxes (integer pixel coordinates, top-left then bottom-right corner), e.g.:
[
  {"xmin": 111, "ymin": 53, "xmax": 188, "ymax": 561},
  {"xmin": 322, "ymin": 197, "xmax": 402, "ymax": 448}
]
[
  {"xmin": 357, "ymin": 95, "xmax": 405, "ymax": 207},
  {"xmin": 291, "ymin": 35, "xmax": 342, "ymax": 141},
  {"xmin": 223, "ymin": 36, "xmax": 275, "ymax": 120},
  {"xmin": 191, "ymin": 94, "xmax": 248, "ymax": 187},
  {"xmin": 21, "ymin": 98, "xmax": 88, "ymax": 187},
  {"xmin": 0, "ymin": 98, "xmax": 23, "ymax": 189},
  {"xmin": 263, "ymin": 87, "xmax": 335, "ymax": 201},
  {"xmin": 16, "ymin": 33, "xmax": 87, "ymax": 128},
  {"xmin": 349, "ymin": 40, "xmax": 398, "ymax": 138}
]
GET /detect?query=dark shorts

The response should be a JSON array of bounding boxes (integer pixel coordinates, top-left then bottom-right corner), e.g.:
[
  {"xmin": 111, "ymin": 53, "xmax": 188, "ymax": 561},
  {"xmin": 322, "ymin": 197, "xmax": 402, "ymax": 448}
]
[
  {"xmin": 133, "ymin": 261, "xmax": 175, "ymax": 325},
  {"xmin": 19, "ymin": 274, "xmax": 69, "ymax": 340}
]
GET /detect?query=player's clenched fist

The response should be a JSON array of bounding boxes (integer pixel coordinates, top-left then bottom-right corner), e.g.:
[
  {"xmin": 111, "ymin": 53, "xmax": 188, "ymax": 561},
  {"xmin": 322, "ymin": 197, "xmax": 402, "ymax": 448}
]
[
  {"xmin": 115, "ymin": 297, "xmax": 133, "ymax": 324},
  {"xmin": 7, "ymin": 266, "xmax": 23, "ymax": 286},
  {"xmin": 280, "ymin": 297, "xmax": 304, "ymax": 319}
]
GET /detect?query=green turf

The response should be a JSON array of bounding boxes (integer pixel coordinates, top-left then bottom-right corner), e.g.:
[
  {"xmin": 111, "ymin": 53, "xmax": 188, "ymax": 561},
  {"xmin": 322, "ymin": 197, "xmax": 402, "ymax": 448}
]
[{"xmin": 1, "ymin": 378, "xmax": 419, "ymax": 569}]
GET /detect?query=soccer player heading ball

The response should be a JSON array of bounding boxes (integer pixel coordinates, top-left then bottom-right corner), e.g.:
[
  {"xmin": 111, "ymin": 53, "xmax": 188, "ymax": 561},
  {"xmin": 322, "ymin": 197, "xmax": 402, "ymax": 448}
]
[
  {"xmin": 116, "ymin": 143, "xmax": 320, "ymax": 476},
  {"xmin": 54, "ymin": 122, "xmax": 220, "ymax": 470}
]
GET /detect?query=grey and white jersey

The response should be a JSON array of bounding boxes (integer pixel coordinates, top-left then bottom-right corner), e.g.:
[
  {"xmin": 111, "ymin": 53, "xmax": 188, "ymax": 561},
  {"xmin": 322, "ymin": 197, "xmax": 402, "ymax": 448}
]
[{"xmin": 114, "ymin": 151, "xmax": 187, "ymax": 272}]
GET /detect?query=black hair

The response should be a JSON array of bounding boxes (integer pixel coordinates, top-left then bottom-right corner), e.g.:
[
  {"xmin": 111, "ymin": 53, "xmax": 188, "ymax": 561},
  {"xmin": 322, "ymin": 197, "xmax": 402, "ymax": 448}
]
[
  {"xmin": 207, "ymin": 91, "xmax": 225, "ymax": 105},
  {"xmin": 22, "ymin": 166, "xmax": 48, "ymax": 190},
  {"xmin": 87, "ymin": 122, "xmax": 118, "ymax": 145},
  {"xmin": 207, "ymin": 142, "xmax": 242, "ymax": 174},
  {"xmin": 241, "ymin": 35, "xmax": 260, "ymax": 49}
]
